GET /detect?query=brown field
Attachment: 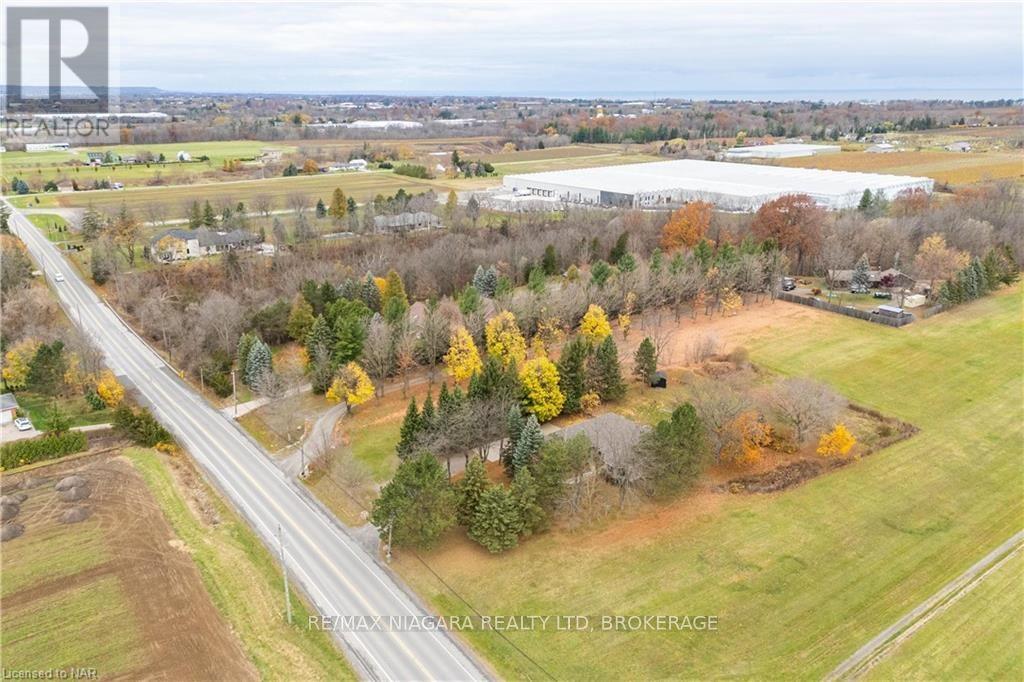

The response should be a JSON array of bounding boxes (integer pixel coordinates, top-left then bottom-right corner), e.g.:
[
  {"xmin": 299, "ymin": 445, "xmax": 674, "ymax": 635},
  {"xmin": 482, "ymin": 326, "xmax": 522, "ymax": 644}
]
[
  {"xmin": 780, "ymin": 149, "xmax": 1023, "ymax": 185},
  {"xmin": 0, "ymin": 452, "xmax": 256, "ymax": 679}
]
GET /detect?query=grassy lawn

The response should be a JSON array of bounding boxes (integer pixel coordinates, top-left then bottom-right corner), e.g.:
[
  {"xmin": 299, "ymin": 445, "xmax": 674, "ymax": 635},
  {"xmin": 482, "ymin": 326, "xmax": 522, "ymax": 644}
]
[
  {"xmin": 2, "ymin": 574, "xmax": 144, "ymax": 676},
  {"xmin": 866, "ymin": 549, "xmax": 1023, "ymax": 680},
  {"xmin": 392, "ymin": 285, "xmax": 1023, "ymax": 680},
  {"xmin": 127, "ymin": 448, "xmax": 356, "ymax": 680},
  {"xmin": 14, "ymin": 391, "xmax": 112, "ymax": 428},
  {"xmin": 237, "ymin": 391, "xmax": 332, "ymax": 454}
]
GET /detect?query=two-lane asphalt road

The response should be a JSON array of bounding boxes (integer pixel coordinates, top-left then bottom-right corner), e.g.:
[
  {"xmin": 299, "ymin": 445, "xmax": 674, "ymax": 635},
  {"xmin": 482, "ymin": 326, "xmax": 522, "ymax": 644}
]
[{"xmin": 5, "ymin": 199, "xmax": 486, "ymax": 681}]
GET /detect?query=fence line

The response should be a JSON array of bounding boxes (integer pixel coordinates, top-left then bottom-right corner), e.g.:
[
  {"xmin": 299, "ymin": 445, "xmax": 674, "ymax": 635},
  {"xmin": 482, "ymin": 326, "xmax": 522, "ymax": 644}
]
[{"xmin": 777, "ymin": 292, "xmax": 914, "ymax": 327}]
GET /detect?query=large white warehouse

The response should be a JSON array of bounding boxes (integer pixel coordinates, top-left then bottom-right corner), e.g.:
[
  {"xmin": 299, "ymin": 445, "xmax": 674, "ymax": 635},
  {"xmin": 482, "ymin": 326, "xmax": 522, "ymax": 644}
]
[{"xmin": 501, "ymin": 159, "xmax": 933, "ymax": 211}]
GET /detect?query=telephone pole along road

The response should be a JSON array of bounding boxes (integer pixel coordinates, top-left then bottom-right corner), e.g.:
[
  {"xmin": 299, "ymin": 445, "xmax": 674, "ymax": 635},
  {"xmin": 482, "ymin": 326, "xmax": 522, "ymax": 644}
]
[{"xmin": 6, "ymin": 199, "xmax": 486, "ymax": 682}]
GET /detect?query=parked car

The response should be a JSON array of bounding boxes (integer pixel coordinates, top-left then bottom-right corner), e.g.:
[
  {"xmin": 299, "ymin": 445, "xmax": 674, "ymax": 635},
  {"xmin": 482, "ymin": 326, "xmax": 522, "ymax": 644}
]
[
  {"xmin": 13, "ymin": 417, "xmax": 32, "ymax": 431},
  {"xmin": 781, "ymin": 277, "xmax": 797, "ymax": 291},
  {"xmin": 850, "ymin": 284, "xmax": 869, "ymax": 294},
  {"xmin": 54, "ymin": 272, "xmax": 65, "ymax": 283},
  {"xmin": 873, "ymin": 291, "xmax": 893, "ymax": 299}
]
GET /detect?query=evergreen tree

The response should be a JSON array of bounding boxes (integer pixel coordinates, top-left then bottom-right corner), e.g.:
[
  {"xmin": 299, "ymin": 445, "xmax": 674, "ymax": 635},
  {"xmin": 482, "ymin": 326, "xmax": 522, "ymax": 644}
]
[
  {"xmin": 201, "ymin": 200, "xmax": 217, "ymax": 227},
  {"xmin": 188, "ymin": 201, "xmax": 203, "ymax": 228},
  {"xmin": 641, "ymin": 403, "xmax": 706, "ymax": 498},
  {"xmin": 527, "ymin": 266, "xmax": 546, "ymax": 294},
  {"xmin": 456, "ymin": 457, "xmax": 488, "ymax": 526},
  {"xmin": 370, "ymin": 455, "xmax": 456, "ymax": 550},
  {"xmin": 541, "ymin": 244, "xmax": 558, "ymax": 275},
  {"xmin": 512, "ymin": 415, "xmax": 543, "ymax": 474},
  {"xmin": 420, "ymin": 393, "xmax": 437, "ymax": 433},
  {"xmin": 693, "ymin": 240, "xmax": 714, "ymax": 270},
  {"xmin": 858, "ymin": 188, "xmax": 873, "ymax": 211},
  {"xmin": 315, "ymin": 198, "xmax": 327, "ymax": 218},
  {"xmin": 381, "ymin": 269, "xmax": 409, "ymax": 314},
  {"xmin": 501, "ymin": 404, "xmax": 526, "ymax": 471},
  {"xmin": 633, "ymin": 337, "xmax": 657, "ymax": 385},
  {"xmin": 396, "ymin": 398, "xmax": 421, "ymax": 460},
  {"xmin": 472, "ymin": 265, "xmax": 498, "ymax": 297},
  {"xmin": 458, "ymin": 284, "xmax": 482, "ymax": 314},
  {"xmin": 609, "ymin": 231, "xmax": 629, "ymax": 264},
  {"xmin": 305, "ymin": 314, "xmax": 333, "ymax": 359},
  {"xmin": 244, "ymin": 339, "xmax": 272, "ymax": 386},
  {"xmin": 511, "ymin": 467, "xmax": 545, "ymax": 535},
  {"xmin": 287, "ymin": 295, "xmax": 315, "ymax": 341},
  {"xmin": 360, "ymin": 274, "xmax": 381, "ymax": 312},
  {"xmin": 592, "ymin": 336, "xmax": 626, "ymax": 401},
  {"xmin": 557, "ymin": 336, "xmax": 590, "ymax": 414},
  {"xmin": 469, "ymin": 355, "xmax": 519, "ymax": 402},
  {"xmin": 851, "ymin": 253, "xmax": 871, "ymax": 290},
  {"xmin": 236, "ymin": 332, "xmax": 257, "ymax": 375},
  {"xmin": 332, "ymin": 310, "xmax": 367, "ymax": 365},
  {"xmin": 468, "ymin": 485, "xmax": 521, "ymax": 553}
]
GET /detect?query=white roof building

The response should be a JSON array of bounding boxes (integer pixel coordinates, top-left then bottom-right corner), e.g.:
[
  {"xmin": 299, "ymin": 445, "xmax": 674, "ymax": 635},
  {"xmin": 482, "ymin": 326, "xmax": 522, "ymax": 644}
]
[
  {"xmin": 723, "ymin": 143, "xmax": 841, "ymax": 160},
  {"xmin": 502, "ymin": 159, "xmax": 934, "ymax": 212}
]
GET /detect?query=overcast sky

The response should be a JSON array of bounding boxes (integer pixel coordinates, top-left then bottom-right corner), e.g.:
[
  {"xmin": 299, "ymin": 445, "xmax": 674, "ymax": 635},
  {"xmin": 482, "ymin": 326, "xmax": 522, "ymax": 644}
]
[{"xmin": 27, "ymin": 1, "xmax": 1024, "ymax": 98}]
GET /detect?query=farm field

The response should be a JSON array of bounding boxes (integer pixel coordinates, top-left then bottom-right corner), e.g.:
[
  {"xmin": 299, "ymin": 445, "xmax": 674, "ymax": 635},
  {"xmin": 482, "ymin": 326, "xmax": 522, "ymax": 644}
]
[
  {"xmin": 0, "ymin": 448, "xmax": 353, "ymax": 679},
  {"xmin": 16, "ymin": 169, "xmax": 497, "ymax": 215},
  {"xmin": 866, "ymin": 549, "xmax": 1023, "ymax": 680},
  {"xmin": 491, "ymin": 151, "xmax": 660, "ymax": 175},
  {"xmin": 392, "ymin": 285, "xmax": 1024, "ymax": 679},
  {"xmin": 780, "ymin": 149, "xmax": 1023, "ymax": 185}
]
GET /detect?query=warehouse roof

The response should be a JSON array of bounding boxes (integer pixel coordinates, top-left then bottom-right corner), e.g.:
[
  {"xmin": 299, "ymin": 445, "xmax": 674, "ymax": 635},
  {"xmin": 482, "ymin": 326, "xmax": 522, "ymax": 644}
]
[{"xmin": 503, "ymin": 159, "xmax": 931, "ymax": 201}]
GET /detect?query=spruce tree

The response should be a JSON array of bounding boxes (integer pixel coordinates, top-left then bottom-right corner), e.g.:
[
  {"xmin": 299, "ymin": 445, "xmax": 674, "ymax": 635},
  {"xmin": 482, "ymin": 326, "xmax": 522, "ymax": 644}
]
[
  {"xmin": 633, "ymin": 337, "xmax": 657, "ymax": 385},
  {"xmin": 468, "ymin": 485, "xmax": 521, "ymax": 553},
  {"xmin": 244, "ymin": 339, "xmax": 272, "ymax": 386},
  {"xmin": 542, "ymin": 244, "xmax": 558, "ymax": 275},
  {"xmin": 557, "ymin": 336, "xmax": 590, "ymax": 414},
  {"xmin": 396, "ymin": 398, "xmax": 421, "ymax": 460},
  {"xmin": 420, "ymin": 393, "xmax": 437, "ymax": 433},
  {"xmin": 501, "ymin": 405, "xmax": 526, "ymax": 472},
  {"xmin": 851, "ymin": 253, "xmax": 871, "ymax": 291},
  {"xmin": 236, "ymin": 332, "xmax": 257, "ymax": 376},
  {"xmin": 511, "ymin": 467, "xmax": 545, "ymax": 535},
  {"xmin": 512, "ymin": 415, "xmax": 543, "ymax": 474},
  {"xmin": 360, "ymin": 274, "xmax": 381, "ymax": 312},
  {"xmin": 202, "ymin": 200, "xmax": 217, "ymax": 227},
  {"xmin": 456, "ymin": 457, "xmax": 488, "ymax": 526},
  {"xmin": 592, "ymin": 336, "xmax": 626, "ymax": 401},
  {"xmin": 315, "ymin": 198, "xmax": 327, "ymax": 218},
  {"xmin": 305, "ymin": 314, "xmax": 333, "ymax": 359}
]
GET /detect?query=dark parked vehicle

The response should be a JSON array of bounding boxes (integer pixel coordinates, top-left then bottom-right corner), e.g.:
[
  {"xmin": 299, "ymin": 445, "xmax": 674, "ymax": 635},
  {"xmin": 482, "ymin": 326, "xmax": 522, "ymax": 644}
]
[
  {"xmin": 850, "ymin": 284, "xmax": 869, "ymax": 294},
  {"xmin": 873, "ymin": 291, "xmax": 893, "ymax": 299},
  {"xmin": 781, "ymin": 277, "xmax": 797, "ymax": 291}
]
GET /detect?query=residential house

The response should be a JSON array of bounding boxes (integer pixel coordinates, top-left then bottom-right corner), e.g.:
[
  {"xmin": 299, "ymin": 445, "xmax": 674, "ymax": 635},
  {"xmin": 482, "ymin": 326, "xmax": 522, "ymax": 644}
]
[
  {"xmin": 827, "ymin": 268, "xmax": 916, "ymax": 289},
  {"xmin": 150, "ymin": 228, "xmax": 258, "ymax": 262},
  {"xmin": 944, "ymin": 141, "xmax": 972, "ymax": 153},
  {"xmin": 865, "ymin": 143, "xmax": 897, "ymax": 153},
  {"xmin": 373, "ymin": 211, "xmax": 441, "ymax": 233},
  {"xmin": 176, "ymin": 150, "xmax": 192, "ymax": 162},
  {"xmin": 86, "ymin": 151, "xmax": 105, "ymax": 165},
  {"xmin": 0, "ymin": 393, "xmax": 19, "ymax": 425}
]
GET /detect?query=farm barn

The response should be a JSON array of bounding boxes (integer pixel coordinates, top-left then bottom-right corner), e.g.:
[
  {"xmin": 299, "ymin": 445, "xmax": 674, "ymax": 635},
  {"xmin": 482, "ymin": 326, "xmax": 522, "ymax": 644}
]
[{"xmin": 501, "ymin": 159, "xmax": 933, "ymax": 211}]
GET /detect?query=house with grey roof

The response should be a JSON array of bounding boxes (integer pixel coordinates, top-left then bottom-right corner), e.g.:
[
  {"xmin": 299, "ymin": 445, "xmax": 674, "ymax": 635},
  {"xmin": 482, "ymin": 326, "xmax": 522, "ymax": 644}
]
[
  {"xmin": 150, "ymin": 228, "xmax": 258, "ymax": 263},
  {"xmin": 0, "ymin": 393, "xmax": 20, "ymax": 425},
  {"xmin": 372, "ymin": 211, "xmax": 441, "ymax": 233}
]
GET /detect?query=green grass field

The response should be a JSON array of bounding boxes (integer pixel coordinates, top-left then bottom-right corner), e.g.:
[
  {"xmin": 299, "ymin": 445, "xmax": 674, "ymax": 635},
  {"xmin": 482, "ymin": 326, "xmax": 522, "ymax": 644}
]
[
  {"xmin": 394, "ymin": 285, "xmax": 1024, "ymax": 679},
  {"xmin": 867, "ymin": 549, "xmax": 1023, "ymax": 680},
  {"xmin": 14, "ymin": 391, "xmax": 113, "ymax": 428},
  {"xmin": 2, "ymin": 574, "xmax": 144, "ymax": 675}
]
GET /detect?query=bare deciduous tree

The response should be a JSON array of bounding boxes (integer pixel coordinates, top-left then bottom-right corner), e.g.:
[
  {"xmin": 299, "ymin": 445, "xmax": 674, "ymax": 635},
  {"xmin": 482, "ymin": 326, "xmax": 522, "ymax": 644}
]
[{"xmin": 770, "ymin": 377, "xmax": 845, "ymax": 444}]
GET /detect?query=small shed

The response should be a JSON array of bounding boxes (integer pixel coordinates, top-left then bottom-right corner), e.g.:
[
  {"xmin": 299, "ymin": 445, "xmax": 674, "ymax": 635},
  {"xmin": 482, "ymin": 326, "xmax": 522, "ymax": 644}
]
[
  {"xmin": 0, "ymin": 393, "xmax": 19, "ymax": 424},
  {"xmin": 650, "ymin": 371, "xmax": 668, "ymax": 389}
]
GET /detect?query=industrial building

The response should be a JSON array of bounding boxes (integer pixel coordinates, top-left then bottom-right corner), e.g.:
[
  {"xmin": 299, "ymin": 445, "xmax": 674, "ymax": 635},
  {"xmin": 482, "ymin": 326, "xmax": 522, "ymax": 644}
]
[
  {"xmin": 723, "ymin": 143, "xmax": 841, "ymax": 159},
  {"xmin": 501, "ymin": 159, "xmax": 933, "ymax": 212}
]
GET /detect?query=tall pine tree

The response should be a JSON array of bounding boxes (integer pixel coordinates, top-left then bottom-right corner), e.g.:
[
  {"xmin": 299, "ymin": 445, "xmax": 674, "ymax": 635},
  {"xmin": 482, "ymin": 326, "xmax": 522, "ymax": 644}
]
[{"xmin": 592, "ymin": 336, "xmax": 626, "ymax": 401}]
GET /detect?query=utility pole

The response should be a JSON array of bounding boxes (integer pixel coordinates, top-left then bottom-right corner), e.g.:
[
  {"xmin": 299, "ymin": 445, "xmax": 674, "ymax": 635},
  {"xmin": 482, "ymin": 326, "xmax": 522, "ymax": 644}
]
[
  {"xmin": 232, "ymin": 369, "xmax": 238, "ymax": 417},
  {"xmin": 277, "ymin": 524, "xmax": 293, "ymax": 624},
  {"xmin": 386, "ymin": 515, "xmax": 394, "ymax": 564},
  {"xmin": 199, "ymin": 366, "xmax": 205, "ymax": 393}
]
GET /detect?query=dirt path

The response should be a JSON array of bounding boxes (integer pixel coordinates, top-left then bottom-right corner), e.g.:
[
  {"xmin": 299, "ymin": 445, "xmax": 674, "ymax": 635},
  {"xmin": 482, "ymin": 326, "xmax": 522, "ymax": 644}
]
[{"xmin": 826, "ymin": 529, "xmax": 1024, "ymax": 680}]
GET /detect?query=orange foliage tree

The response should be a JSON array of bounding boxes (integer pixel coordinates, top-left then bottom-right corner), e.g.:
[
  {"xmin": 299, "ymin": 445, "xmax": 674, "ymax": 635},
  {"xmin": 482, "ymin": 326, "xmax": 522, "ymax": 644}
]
[
  {"xmin": 661, "ymin": 201, "xmax": 712, "ymax": 251},
  {"xmin": 750, "ymin": 194, "xmax": 825, "ymax": 274}
]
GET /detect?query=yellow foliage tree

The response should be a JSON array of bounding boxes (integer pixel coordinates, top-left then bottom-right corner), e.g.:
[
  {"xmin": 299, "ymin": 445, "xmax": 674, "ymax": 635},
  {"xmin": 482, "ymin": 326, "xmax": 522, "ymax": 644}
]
[
  {"xmin": 721, "ymin": 288, "xmax": 743, "ymax": 316},
  {"xmin": 95, "ymin": 370, "xmax": 125, "ymax": 408},
  {"xmin": 579, "ymin": 304, "xmax": 612, "ymax": 344},
  {"xmin": 817, "ymin": 423, "xmax": 857, "ymax": 458},
  {"xmin": 726, "ymin": 411, "xmax": 773, "ymax": 466},
  {"xmin": 484, "ymin": 311, "xmax": 527, "ymax": 367},
  {"xmin": 2, "ymin": 339, "xmax": 39, "ymax": 390},
  {"xmin": 443, "ymin": 326, "xmax": 483, "ymax": 382},
  {"xmin": 661, "ymin": 201, "xmax": 712, "ymax": 251},
  {"xmin": 518, "ymin": 356, "xmax": 565, "ymax": 422},
  {"xmin": 914, "ymin": 233, "xmax": 970, "ymax": 290},
  {"xmin": 63, "ymin": 352, "xmax": 87, "ymax": 394},
  {"xmin": 580, "ymin": 391, "xmax": 601, "ymax": 415},
  {"xmin": 618, "ymin": 291, "xmax": 636, "ymax": 339},
  {"xmin": 326, "ymin": 362, "xmax": 374, "ymax": 408}
]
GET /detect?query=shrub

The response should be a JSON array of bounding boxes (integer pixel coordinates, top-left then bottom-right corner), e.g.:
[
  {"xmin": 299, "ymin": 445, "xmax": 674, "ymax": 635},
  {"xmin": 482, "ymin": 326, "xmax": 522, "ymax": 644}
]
[
  {"xmin": 393, "ymin": 164, "xmax": 430, "ymax": 179},
  {"xmin": 1, "ymin": 431, "xmax": 87, "ymax": 470},
  {"xmin": 113, "ymin": 405, "xmax": 173, "ymax": 447},
  {"xmin": 685, "ymin": 333, "xmax": 720, "ymax": 365}
]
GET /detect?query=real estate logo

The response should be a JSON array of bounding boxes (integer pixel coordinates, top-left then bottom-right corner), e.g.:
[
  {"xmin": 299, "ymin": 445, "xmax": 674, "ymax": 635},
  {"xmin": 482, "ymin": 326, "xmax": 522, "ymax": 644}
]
[{"xmin": 5, "ymin": 6, "xmax": 110, "ymax": 112}]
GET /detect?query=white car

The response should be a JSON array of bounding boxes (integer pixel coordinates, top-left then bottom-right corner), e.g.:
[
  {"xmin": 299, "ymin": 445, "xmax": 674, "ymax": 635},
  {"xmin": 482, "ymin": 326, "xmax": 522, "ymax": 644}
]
[
  {"xmin": 13, "ymin": 417, "xmax": 32, "ymax": 432},
  {"xmin": 54, "ymin": 272, "xmax": 65, "ymax": 283}
]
